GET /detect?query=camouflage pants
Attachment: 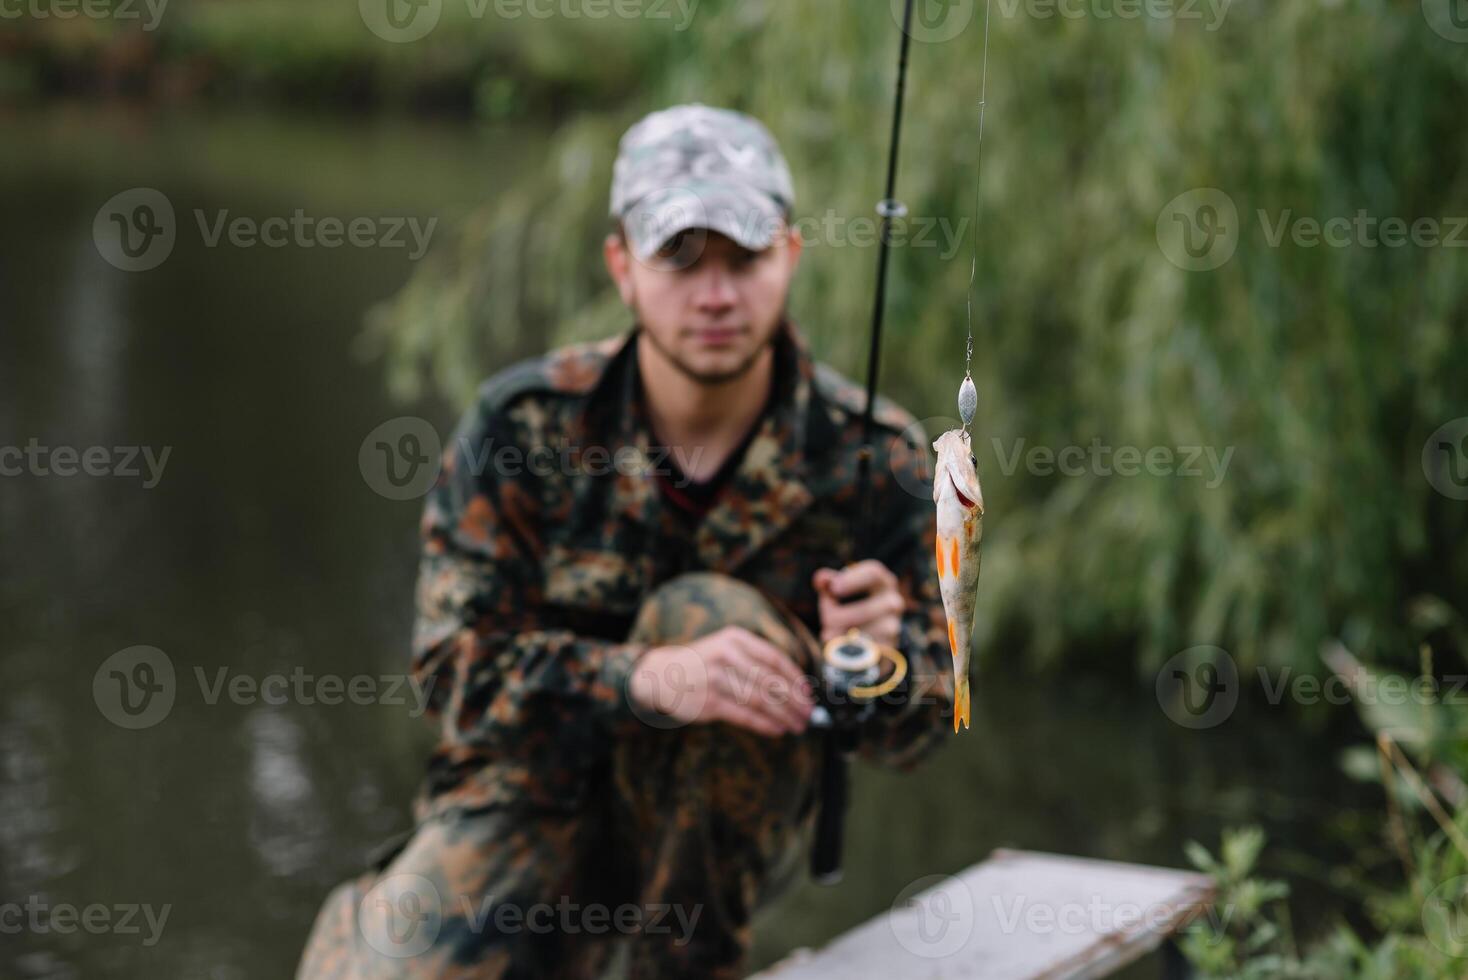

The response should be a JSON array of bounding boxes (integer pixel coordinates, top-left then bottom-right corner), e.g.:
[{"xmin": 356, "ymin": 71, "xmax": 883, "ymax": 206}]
[{"xmin": 298, "ymin": 572, "xmax": 823, "ymax": 979}]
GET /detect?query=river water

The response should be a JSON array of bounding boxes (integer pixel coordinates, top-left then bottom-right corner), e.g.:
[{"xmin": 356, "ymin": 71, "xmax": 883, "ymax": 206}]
[{"xmin": 0, "ymin": 104, "xmax": 1374, "ymax": 979}]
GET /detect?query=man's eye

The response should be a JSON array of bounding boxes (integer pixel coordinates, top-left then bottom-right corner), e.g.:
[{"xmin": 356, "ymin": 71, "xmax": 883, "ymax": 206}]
[
  {"xmin": 652, "ymin": 231, "xmax": 703, "ymax": 269},
  {"xmin": 654, "ymin": 231, "xmax": 690, "ymax": 259}
]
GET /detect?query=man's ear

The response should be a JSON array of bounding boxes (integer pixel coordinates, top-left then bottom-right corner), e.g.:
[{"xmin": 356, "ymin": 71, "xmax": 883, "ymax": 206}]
[
  {"xmin": 603, "ymin": 232, "xmax": 635, "ymax": 306},
  {"xmin": 783, "ymin": 223, "xmax": 803, "ymax": 274}
]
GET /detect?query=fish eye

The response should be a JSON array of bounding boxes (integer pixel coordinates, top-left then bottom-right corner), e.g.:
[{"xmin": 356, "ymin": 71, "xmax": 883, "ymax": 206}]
[{"xmin": 969, "ymin": 452, "xmax": 977, "ymax": 467}]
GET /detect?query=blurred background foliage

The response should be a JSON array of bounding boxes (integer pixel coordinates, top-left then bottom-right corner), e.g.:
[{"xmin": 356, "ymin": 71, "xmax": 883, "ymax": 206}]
[
  {"xmin": 359, "ymin": 0, "xmax": 1468, "ymax": 688},
  {"xmin": 13, "ymin": 0, "xmax": 1461, "ymax": 708},
  {"xmin": 0, "ymin": 0, "xmax": 665, "ymax": 114}
]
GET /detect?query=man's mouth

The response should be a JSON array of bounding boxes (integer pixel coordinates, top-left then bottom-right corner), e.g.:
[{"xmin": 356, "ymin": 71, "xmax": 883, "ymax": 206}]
[{"xmin": 689, "ymin": 326, "xmax": 746, "ymax": 347}]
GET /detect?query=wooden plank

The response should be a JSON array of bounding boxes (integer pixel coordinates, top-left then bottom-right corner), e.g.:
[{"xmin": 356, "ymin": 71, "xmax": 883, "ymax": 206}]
[{"xmin": 754, "ymin": 850, "xmax": 1216, "ymax": 980}]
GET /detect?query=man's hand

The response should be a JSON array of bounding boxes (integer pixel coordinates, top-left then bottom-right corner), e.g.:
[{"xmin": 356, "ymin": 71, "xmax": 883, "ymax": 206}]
[
  {"xmin": 812, "ymin": 560, "xmax": 905, "ymax": 648},
  {"xmin": 627, "ymin": 626, "xmax": 815, "ymax": 738}
]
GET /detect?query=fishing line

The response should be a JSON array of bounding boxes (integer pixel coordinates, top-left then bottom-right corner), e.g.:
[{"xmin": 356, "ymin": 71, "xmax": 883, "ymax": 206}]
[{"xmin": 959, "ymin": 0, "xmax": 993, "ymax": 434}]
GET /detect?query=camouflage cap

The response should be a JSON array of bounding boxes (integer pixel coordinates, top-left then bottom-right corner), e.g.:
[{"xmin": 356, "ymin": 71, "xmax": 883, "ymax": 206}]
[{"xmin": 610, "ymin": 103, "xmax": 796, "ymax": 262}]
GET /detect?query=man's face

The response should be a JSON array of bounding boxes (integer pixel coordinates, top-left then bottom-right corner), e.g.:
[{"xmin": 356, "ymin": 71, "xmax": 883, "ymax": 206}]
[{"xmin": 604, "ymin": 224, "xmax": 802, "ymax": 385}]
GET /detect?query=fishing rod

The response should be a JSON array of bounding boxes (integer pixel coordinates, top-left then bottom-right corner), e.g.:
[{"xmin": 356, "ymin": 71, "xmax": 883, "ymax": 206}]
[
  {"xmin": 857, "ymin": 0, "xmax": 917, "ymax": 518},
  {"xmin": 810, "ymin": 0, "xmax": 918, "ymax": 885}
]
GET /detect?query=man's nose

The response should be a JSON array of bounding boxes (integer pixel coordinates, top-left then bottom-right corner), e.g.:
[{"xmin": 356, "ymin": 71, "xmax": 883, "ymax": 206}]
[{"xmin": 693, "ymin": 263, "xmax": 738, "ymax": 312}]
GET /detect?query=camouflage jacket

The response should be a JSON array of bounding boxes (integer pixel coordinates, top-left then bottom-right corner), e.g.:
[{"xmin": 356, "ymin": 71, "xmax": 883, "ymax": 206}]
[{"xmin": 411, "ymin": 318, "xmax": 955, "ymax": 816}]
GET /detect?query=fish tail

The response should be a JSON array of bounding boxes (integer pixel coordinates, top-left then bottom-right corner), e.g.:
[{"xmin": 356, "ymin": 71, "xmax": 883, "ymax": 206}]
[{"xmin": 953, "ymin": 674, "xmax": 971, "ymax": 732}]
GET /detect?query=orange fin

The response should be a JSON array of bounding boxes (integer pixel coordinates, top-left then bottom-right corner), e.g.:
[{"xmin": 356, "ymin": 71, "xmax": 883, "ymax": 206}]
[{"xmin": 953, "ymin": 675, "xmax": 971, "ymax": 732}]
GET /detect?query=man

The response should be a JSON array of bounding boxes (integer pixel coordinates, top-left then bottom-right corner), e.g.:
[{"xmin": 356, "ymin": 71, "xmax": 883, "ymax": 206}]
[{"xmin": 299, "ymin": 103, "xmax": 954, "ymax": 979}]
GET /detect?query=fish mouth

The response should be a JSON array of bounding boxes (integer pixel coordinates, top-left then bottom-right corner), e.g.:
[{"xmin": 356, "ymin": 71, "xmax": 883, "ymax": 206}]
[{"xmin": 948, "ymin": 473, "xmax": 980, "ymax": 511}]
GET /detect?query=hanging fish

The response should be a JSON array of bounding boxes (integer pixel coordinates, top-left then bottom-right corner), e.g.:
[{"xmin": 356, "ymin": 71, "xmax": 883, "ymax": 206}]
[{"xmin": 932, "ymin": 426, "xmax": 983, "ymax": 732}]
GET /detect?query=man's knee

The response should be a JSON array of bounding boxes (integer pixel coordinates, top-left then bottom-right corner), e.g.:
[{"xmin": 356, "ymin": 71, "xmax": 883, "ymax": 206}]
[{"xmin": 629, "ymin": 571, "xmax": 815, "ymax": 670}]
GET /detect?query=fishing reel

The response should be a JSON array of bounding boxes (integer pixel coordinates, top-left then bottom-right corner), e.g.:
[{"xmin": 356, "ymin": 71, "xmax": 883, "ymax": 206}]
[
  {"xmin": 809, "ymin": 629, "xmax": 907, "ymax": 885},
  {"xmin": 808, "ymin": 629, "xmax": 908, "ymax": 735}
]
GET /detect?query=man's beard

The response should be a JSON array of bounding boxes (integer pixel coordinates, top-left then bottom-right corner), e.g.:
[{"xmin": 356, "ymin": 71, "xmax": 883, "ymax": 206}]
[{"xmin": 635, "ymin": 314, "xmax": 780, "ymax": 386}]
